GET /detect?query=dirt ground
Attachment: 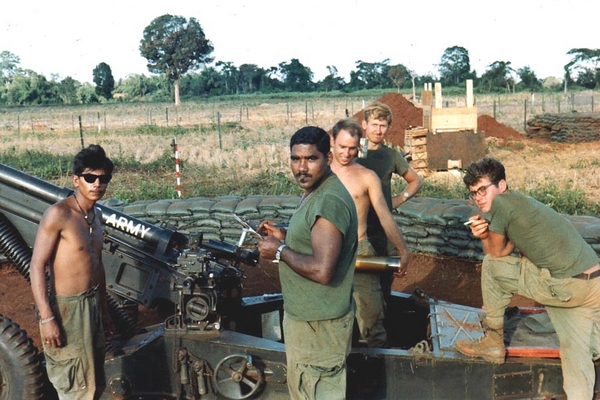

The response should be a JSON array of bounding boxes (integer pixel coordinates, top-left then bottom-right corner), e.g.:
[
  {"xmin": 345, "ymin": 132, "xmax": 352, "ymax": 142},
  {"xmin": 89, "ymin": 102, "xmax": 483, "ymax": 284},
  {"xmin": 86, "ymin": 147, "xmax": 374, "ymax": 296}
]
[{"xmin": 1, "ymin": 252, "xmax": 536, "ymax": 351}]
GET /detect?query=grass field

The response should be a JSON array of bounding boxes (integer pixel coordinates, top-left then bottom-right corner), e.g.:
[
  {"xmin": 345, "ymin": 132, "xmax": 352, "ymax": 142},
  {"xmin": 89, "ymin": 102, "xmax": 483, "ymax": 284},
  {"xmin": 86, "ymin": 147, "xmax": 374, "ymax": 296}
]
[{"xmin": 1, "ymin": 91, "xmax": 599, "ymax": 214}]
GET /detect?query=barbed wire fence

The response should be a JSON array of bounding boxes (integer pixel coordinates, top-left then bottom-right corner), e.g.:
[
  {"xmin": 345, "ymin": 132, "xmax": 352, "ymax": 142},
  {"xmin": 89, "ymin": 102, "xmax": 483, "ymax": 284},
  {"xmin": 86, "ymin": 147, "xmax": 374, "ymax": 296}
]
[
  {"xmin": 0, "ymin": 92, "xmax": 597, "ymax": 152},
  {"xmin": 0, "ymin": 98, "xmax": 363, "ymax": 137},
  {"xmin": 1, "ymin": 92, "xmax": 597, "ymax": 199}
]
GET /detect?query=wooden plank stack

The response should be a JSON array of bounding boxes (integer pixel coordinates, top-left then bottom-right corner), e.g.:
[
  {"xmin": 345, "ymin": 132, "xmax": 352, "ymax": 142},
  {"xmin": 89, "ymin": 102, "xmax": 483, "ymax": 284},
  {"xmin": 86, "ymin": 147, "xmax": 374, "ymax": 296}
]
[{"xmin": 404, "ymin": 126, "xmax": 429, "ymax": 174}]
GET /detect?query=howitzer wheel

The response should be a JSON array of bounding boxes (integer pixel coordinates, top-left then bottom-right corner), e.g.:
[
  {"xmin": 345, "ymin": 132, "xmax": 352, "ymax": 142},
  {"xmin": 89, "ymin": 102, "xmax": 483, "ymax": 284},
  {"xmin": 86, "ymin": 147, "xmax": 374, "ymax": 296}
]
[
  {"xmin": 0, "ymin": 314, "xmax": 45, "ymax": 400},
  {"xmin": 213, "ymin": 354, "xmax": 264, "ymax": 399}
]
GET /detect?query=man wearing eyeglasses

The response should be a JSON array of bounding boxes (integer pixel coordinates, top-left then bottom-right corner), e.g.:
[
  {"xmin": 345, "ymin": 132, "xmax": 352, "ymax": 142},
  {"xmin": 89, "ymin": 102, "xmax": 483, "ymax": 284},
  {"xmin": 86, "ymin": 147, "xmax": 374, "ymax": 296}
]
[
  {"xmin": 457, "ymin": 157, "xmax": 600, "ymax": 400},
  {"xmin": 31, "ymin": 144, "xmax": 115, "ymax": 399}
]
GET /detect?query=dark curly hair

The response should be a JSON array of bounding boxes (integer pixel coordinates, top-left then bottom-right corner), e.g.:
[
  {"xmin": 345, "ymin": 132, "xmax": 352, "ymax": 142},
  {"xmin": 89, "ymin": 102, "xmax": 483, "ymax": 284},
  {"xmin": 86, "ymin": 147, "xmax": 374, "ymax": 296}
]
[{"xmin": 463, "ymin": 157, "xmax": 505, "ymax": 187}]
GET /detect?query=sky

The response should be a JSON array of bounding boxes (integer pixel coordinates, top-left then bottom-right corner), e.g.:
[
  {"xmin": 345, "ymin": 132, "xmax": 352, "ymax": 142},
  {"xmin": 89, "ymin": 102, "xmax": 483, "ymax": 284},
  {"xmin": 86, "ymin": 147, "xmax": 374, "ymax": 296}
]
[{"xmin": 1, "ymin": 0, "xmax": 597, "ymax": 85}]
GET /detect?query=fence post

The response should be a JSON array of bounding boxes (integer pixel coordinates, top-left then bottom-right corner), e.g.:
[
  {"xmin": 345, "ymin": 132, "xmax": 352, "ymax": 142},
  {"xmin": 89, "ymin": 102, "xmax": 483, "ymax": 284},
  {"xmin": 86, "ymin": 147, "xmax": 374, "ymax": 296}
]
[
  {"xmin": 97, "ymin": 112, "xmax": 101, "ymax": 133},
  {"xmin": 166, "ymin": 108, "xmax": 169, "ymax": 127},
  {"xmin": 217, "ymin": 111, "xmax": 222, "ymax": 150},
  {"xmin": 571, "ymin": 93, "xmax": 575, "ymax": 111},
  {"xmin": 523, "ymin": 99, "xmax": 527, "ymax": 133},
  {"xmin": 171, "ymin": 138, "xmax": 181, "ymax": 198},
  {"xmin": 78, "ymin": 116, "xmax": 84, "ymax": 149},
  {"xmin": 542, "ymin": 95, "xmax": 545, "ymax": 112},
  {"xmin": 305, "ymin": 101, "xmax": 308, "ymax": 124}
]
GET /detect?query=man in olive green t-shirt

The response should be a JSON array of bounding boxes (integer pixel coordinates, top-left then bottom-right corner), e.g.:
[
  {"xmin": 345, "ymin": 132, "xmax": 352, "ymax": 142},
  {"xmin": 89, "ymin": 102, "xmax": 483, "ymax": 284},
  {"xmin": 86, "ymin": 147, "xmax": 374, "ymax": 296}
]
[
  {"xmin": 355, "ymin": 101, "xmax": 423, "ymax": 346},
  {"xmin": 457, "ymin": 157, "xmax": 600, "ymax": 400},
  {"xmin": 258, "ymin": 126, "xmax": 358, "ymax": 400},
  {"xmin": 356, "ymin": 101, "xmax": 422, "ymax": 258}
]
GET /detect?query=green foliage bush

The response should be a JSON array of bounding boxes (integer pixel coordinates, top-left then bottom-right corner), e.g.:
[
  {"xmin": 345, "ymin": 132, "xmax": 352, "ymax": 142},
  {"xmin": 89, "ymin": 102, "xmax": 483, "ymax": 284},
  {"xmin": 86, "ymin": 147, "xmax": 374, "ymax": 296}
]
[
  {"xmin": 1, "ymin": 149, "xmax": 72, "ymax": 179},
  {"xmin": 525, "ymin": 183, "xmax": 597, "ymax": 216}
]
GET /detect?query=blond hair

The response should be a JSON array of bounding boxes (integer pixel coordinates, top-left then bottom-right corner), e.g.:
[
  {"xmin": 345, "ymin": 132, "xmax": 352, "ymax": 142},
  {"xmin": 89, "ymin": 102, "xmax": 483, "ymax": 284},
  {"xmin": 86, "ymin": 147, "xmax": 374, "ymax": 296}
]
[{"xmin": 363, "ymin": 101, "xmax": 393, "ymax": 125}]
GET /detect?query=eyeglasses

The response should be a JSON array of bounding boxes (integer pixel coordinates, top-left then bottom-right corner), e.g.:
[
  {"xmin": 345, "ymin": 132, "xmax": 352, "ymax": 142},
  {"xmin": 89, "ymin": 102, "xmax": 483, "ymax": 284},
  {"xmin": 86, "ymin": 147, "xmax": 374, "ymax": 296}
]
[
  {"xmin": 79, "ymin": 173, "xmax": 112, "ymax": 184},
  {"xmin": 468, "ymin": 183, "xmax": 495, "ymax": 199}
]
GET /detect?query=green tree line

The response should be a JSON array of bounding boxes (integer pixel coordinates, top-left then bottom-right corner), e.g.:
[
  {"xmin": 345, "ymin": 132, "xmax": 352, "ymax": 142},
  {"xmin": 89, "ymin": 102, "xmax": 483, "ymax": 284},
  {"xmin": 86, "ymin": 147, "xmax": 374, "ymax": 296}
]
[{"xmin": 1, "ymin": 15, "xmax": 599, "ymax": 106}]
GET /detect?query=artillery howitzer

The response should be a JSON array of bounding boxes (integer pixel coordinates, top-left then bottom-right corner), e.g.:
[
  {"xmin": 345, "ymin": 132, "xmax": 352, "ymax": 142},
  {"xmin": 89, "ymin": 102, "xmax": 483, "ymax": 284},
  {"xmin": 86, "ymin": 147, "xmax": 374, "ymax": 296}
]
[
  {"xmin": 0, "ymin": 163, "xmax": 270, "ymax": 399},
  {"xmin": 0, "ymin": 163, "xmax": 597, "ymax": 399}
]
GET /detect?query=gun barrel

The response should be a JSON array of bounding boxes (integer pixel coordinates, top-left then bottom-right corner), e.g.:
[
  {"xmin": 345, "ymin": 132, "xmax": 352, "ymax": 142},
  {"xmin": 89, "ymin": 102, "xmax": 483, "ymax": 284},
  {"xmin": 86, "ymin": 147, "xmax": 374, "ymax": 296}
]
[
  {"xmin": 0, "ymin": 163, "xmax": 73, "ymax": 205},
  {"xmin": 0, "ymin": 163, "xmax": 186, "ymax": 259},
  {"xmin": 355, "ymin": 256, "xmax": 401, "ymax": 272}
]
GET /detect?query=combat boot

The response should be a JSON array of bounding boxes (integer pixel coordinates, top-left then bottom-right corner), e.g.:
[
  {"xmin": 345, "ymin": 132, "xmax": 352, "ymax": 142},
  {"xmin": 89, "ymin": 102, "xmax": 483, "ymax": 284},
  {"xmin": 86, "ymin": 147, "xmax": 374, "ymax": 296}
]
[{"xmin": 455, "ymin": 327, "xmax": 505, "ymax": 364}]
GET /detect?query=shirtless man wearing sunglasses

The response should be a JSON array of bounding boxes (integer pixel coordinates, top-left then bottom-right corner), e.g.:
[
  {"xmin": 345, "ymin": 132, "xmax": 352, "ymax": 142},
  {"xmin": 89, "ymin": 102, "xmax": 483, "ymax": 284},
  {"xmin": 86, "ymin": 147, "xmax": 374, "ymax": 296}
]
[{"xmin": 31, "ymin": 144, "xmax": 115, "ymax": 399}]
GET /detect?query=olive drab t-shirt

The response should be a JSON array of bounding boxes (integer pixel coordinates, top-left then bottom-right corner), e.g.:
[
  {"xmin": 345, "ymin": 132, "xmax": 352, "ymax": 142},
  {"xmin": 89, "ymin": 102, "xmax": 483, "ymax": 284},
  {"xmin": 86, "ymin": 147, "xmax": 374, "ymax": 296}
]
[
  {"xmin": 279, "ymin": 175, "xmax": 358, "ymax": 321},
  {"xmin": 356, "ymin": 145, "xmax": 409, "ymax": 254},
  {"xmin": 489, "ymin": 191, "xmax": 598, "ymax": 278},
  {"xmin": 356, "ymin": 145, "xmax": 410, "ymax": 210}
]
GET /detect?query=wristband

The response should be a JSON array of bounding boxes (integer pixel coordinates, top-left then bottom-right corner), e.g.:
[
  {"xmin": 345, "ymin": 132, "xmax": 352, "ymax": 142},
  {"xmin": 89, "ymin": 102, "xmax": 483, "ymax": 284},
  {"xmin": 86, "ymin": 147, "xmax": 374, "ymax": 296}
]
[
  {"xmin": 40, "ymin": 315, "xmax": 55, "ymax": 324},
  {"xmin": 274, "ymin": 243, "xmax": 287, "ymax": 264}
]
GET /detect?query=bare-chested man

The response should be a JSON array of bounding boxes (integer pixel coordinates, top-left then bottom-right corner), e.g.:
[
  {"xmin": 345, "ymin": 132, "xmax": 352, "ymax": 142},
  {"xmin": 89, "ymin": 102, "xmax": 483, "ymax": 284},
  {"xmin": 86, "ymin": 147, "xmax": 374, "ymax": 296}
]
[
  {"xmin": 330, "ymin": 118, "xmax": 410, "ymax": 348},
  {"xmin": 31, "ymin": 144, "xmax": 114, "ymax": 400}
]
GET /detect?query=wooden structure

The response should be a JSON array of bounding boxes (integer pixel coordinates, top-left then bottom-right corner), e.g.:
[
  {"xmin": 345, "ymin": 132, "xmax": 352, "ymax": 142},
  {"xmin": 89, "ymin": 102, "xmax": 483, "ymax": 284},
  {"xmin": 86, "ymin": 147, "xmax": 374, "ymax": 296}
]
[{"xmin": 405, "ymin": 80, "xmax": 485, "ymax": 174}]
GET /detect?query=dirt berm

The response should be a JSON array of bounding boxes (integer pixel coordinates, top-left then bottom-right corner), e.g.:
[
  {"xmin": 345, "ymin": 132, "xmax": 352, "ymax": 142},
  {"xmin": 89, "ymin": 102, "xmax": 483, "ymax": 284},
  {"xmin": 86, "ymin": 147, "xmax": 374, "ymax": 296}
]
[{"xmin": 352, "ymin": 93, "xmax": 523, "ymax": 146}]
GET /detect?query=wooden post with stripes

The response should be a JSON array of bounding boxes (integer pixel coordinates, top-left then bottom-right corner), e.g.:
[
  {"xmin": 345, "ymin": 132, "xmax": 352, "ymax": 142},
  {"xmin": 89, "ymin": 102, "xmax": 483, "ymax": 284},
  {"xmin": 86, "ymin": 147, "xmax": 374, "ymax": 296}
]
[{"xmin": 172, "ymin": 138, "xmax": 182, "ymax": 198}]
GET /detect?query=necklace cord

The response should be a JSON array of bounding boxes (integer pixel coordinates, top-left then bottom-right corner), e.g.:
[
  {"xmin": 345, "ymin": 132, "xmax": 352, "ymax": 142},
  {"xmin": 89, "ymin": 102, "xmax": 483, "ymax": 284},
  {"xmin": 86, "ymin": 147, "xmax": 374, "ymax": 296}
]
[{"xmin": 73, "ymin": 195, "xmax": 96, "ymax": 227}]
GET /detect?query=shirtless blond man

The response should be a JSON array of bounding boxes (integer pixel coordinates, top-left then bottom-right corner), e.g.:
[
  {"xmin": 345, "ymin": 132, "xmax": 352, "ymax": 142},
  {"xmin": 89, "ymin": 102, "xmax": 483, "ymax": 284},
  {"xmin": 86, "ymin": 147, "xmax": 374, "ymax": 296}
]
[
  {"xmin": 330, "ymin": 118, "xmax": 410, "ymax": 347},
  {"xmin": 31, "ymin": 144, "xmax": 114, "ymax": 400}
]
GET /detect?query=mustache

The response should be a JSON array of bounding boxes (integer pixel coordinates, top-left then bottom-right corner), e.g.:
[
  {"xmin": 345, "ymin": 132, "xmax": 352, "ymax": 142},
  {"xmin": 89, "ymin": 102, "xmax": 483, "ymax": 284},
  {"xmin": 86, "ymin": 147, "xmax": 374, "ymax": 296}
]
[{"xmin": 295, "ymin": 173, "xmax": 312, "ymax": 179}]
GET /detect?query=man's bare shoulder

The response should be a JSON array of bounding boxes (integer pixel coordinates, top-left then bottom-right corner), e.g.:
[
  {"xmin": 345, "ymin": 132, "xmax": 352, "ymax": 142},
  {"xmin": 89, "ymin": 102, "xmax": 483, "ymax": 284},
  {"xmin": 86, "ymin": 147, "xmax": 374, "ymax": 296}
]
[
  {"xmin": 41, "ymin": 198, "xmax": 74, "ymax": 227},
  {"xmin": 46, "ymin": 198, "xmax": 73, "ymax": 216},
  {"xmin": 351, "ymin": 162, "xmax": 380, "ymax": 183},
  {"xmin": 344, "ymin": 162, "xmax": 373, "ymax": 176}
]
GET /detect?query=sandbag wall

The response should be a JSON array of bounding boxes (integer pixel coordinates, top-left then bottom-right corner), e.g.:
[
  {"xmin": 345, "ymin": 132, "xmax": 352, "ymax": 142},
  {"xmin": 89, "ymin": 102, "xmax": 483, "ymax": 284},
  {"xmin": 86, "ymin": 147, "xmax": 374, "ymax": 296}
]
[
  {"xmin": 102, "ymin": 196, "xmax": 600, "ymax": 262},
  {"xmin": 526, "ymin": 112, "xmax": 600, "ymax": 142}
]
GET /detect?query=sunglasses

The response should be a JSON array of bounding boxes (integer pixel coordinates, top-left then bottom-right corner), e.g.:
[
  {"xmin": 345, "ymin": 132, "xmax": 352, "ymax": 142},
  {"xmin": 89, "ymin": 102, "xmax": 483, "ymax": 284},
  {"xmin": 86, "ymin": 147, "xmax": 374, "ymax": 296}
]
[{"xmin": 79, "ymin": 173, "xmax": 112, "ymax": 184}]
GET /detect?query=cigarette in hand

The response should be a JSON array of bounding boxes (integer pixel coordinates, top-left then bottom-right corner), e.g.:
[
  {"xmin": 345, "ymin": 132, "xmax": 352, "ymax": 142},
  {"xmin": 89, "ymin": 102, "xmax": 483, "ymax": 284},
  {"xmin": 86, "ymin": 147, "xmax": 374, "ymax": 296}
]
[{"xmin": 463, "ymin": 220, "xmax": 475, "ymax": 226}]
